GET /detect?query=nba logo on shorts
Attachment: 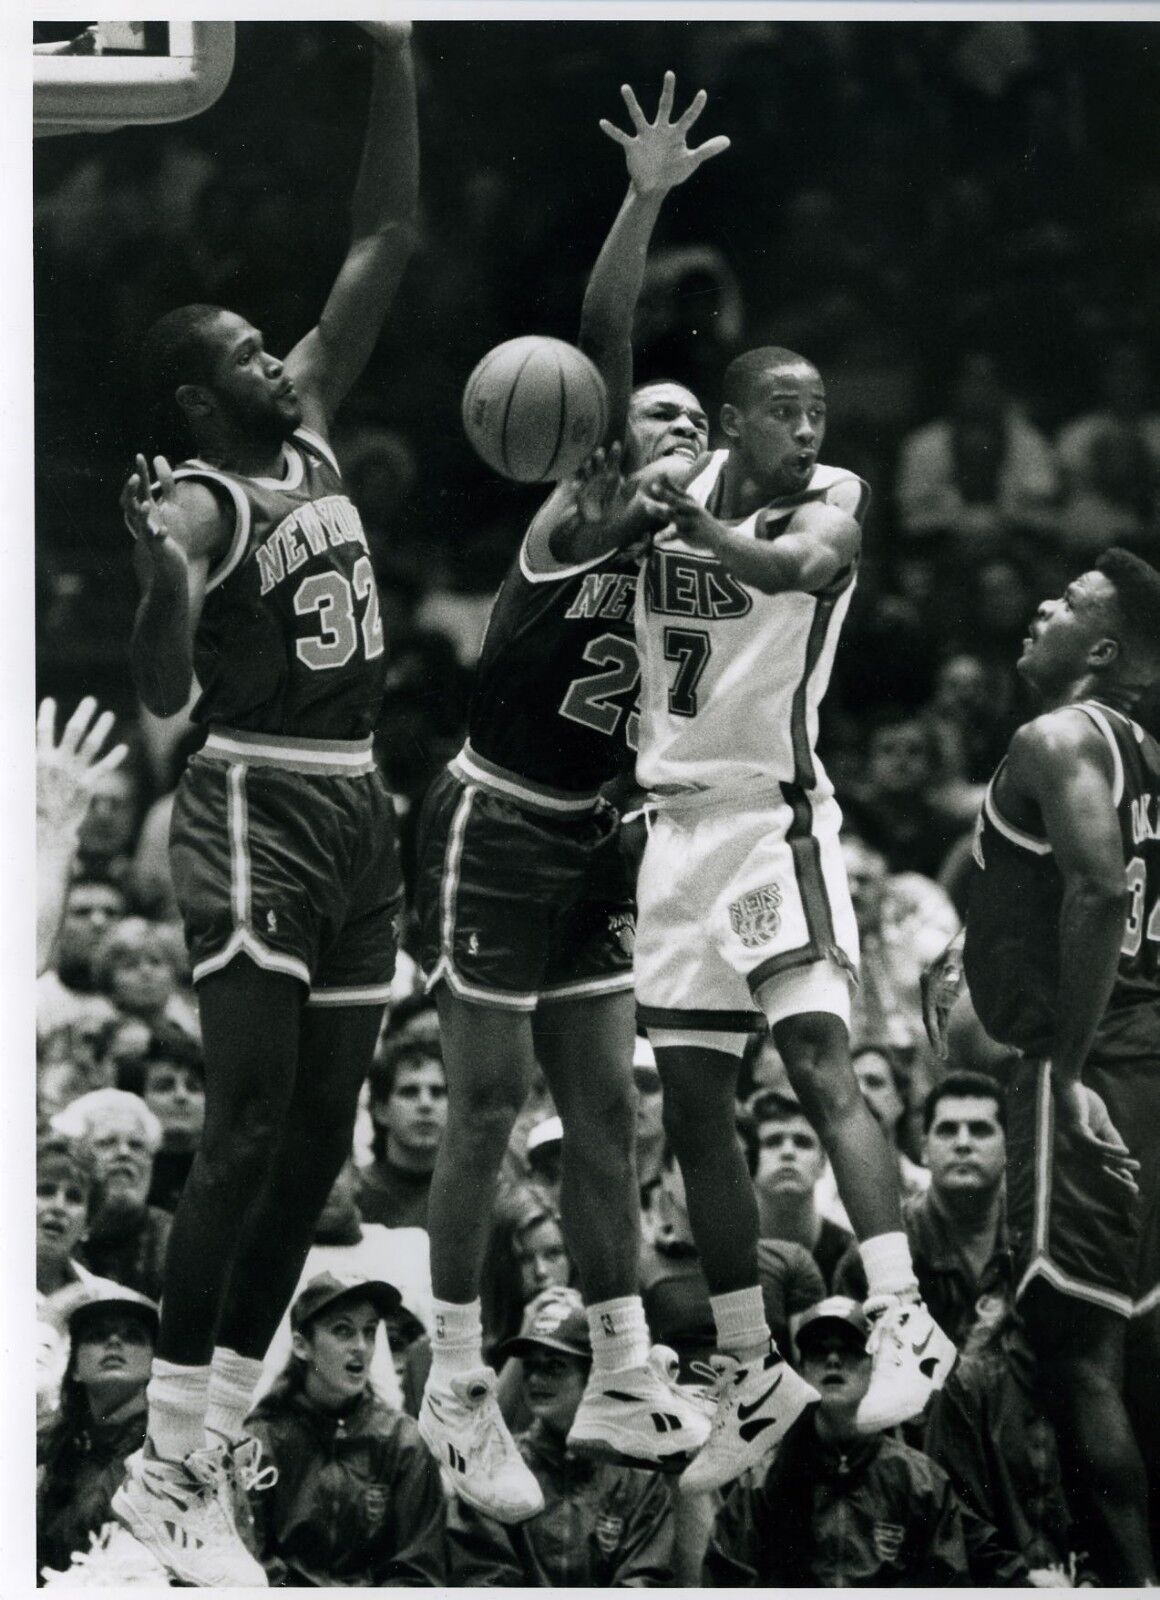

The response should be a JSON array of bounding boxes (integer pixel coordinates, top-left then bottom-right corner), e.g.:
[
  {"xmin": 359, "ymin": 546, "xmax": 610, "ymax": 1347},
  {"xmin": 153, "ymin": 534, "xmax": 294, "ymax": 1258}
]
[{"xmin": 729, "ymin": 883, "xmax": 782, "ymax": 948}]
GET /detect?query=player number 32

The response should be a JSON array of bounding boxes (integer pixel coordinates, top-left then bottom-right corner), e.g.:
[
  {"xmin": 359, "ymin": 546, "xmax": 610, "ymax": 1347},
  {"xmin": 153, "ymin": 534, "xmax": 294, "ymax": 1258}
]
[{"xmin": 294, "ymin": 555, "xmax": 384, "ymax": 670}]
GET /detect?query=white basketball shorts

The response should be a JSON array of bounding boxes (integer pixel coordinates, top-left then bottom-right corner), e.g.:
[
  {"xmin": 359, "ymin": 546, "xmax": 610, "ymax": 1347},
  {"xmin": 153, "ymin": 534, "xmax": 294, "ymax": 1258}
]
[{"xmin": 635, "ymin": 787, "xmax": 859, "ymax": 1038}]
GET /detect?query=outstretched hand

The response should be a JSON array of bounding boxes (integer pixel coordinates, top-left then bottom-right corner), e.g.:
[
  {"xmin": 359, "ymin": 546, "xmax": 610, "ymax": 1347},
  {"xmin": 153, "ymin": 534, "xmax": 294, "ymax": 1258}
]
[
  {"xmin": 600, "ymin": 70, "xmax": 730, "ymax": 196},
  {"xmin": 572, "ymin": 442, "xmax": 634, "ymax": 528},
  {"xmin": 37, "ymin": 696, "xmax": 128, "ymax": 843},
  {"xmin": 121, "ymin": 453, "xmax": 190, "ymax": 567},
  {"xmin": 645, "ymin": 473, "xmax": 725, "ymax": 550}
]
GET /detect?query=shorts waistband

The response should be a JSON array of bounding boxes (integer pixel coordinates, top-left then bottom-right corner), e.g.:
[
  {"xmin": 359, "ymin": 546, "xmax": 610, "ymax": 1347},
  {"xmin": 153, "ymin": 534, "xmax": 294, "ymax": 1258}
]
[
  {"xmin": 450, "ymin": 742, "xmax": 602, "ymax": 816},
  {"xmin": 200, "ymin": 726, "xmax": 377, "ymax": 776},
  {"xmin": 644, "ymin": 780, "xmax": 789, "ymax": 817}
]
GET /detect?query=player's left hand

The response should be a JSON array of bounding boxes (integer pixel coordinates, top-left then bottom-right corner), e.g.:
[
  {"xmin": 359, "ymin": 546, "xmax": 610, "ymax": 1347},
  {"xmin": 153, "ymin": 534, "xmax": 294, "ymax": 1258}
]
[
  {"xmin": 573, "ymin": 442, "xmax": 633, "ymax": 527},
  {"xmin": 600, "ymin": 72, "xmax": 730, "ymax": 197},
  {"xmin": 36, "ymin": 696, "xmax": 128, "ymax": 844},
  {"xmin": 355, "ymin": 19, "xmax": 412, "ymax": 49},
  {"xmin": 1051, "ymin": 1077, "xmax": 1140, "ymax": 1192}
]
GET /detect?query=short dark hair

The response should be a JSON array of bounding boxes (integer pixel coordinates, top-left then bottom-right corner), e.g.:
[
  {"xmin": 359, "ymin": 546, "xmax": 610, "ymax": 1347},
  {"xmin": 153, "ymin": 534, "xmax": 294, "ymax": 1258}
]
[
  {"xmin": 117, "ymin": 1023, "xmax": 204, "ymax": 1095},
  {"xmin": 748, "ymin": 1089, "xmax": 808, "ymax": 1130},
  {"xmin": 367, "ymin": 1037, "xmax": 445, "ymax": 1162},
  {"xmin": 723, "ymin": 346, "xmax": 818, "ymax": 409},
  {"xmin": 1096, "ymin": 547, "xmax": 1160, "ymax": 676},
  {"xmin": 922, "ymin": 1072, "xmax": 1005, "ymax": 1134},
  {"xmin": 139, "ymin": 303, "xmax": 230, "ymax": 435}
]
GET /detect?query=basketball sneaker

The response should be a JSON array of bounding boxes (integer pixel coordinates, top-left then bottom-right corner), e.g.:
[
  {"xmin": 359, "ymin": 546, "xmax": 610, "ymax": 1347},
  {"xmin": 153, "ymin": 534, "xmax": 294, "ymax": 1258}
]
[
  {"xmin": 111, "ymin": 1441, "xmax": 268, "ymax": 1587},
  {"xmin": 855, "ymin": 1295, "xmax": 957, "ymax": 1432},
  {"xmin": 678, "ymin": 1346, "xmax": 819, "ymax": 1495},
  {"xmin": 418, "ymin": 1367, "xmax": 545, "ymax": 1524},
  {"xmin": 567, "ymin": 1345, "xmax": 711, "ymax": 1471}
]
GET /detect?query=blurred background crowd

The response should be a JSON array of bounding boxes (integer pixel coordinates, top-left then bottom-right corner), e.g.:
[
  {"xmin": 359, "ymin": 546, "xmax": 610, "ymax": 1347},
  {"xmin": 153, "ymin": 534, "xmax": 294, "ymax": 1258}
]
[{"xmin": 33, "ymin": 16, "xmax": 1160, "ymax": 1586}]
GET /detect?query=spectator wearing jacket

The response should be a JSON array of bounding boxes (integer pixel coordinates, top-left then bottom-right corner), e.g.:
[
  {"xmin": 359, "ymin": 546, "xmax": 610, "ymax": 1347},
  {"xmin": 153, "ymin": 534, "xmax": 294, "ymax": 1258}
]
[
  {"xmin": 705, "ymin": 1297, "xmax": 971, "ymax": 1586},
  {"xmin": 926, "ymin": 1290, "xmax": 1096, "ymax": 1587},
  {"xmin": 446, "ymin": 1300, "xmax": 676, "ymax": 1586},
  {"xmin": 245, "ymin": 1272, "xmax": 447, "ymax": 1588},
  {"xmin": 834, "ymin": 1072, "xmax": 1010, "ymax": 1350},
  {"xmin": 37, "ymin": 1287, "xmax": 158, "ymax": 1579}
]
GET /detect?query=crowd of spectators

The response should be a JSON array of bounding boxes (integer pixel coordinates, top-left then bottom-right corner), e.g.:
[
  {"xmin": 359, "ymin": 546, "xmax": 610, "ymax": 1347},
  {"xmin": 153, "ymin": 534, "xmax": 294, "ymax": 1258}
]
[{"xmin": 33, "ymin": 15, "xmax": 1160, "ymax": 1587}]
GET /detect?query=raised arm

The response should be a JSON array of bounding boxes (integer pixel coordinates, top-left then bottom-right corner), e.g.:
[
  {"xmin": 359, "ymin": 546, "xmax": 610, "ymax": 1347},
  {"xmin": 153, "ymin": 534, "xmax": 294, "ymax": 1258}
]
[
  {"xmin": 284, "ymin": 23, "xmax": 418, "ymax": 428},
  {"xmin": 123, "ymin": 453, "xmax": 227, "ymax": 717},
  {"xmin": 1006, "ymin": 711, "xmax": 1139, "ymax": 1174},
  {"xmin": 581, "ymin": 71, "xmax": 729, "ymax": 439}
]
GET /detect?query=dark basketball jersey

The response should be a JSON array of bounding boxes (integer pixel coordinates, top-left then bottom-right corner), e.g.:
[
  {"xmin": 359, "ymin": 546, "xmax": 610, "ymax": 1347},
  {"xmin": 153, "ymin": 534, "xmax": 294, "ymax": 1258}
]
[
  {"xmin": 964, "ymin": 699, "xmax": 1160, "ymax": 1059},
  {"xmin": 175, "ymin": 428, "xmax": 385, "ymax": 740},
  {"xmin": 465, "ymin": 537, "xmax": 640, "ymax": 798}
]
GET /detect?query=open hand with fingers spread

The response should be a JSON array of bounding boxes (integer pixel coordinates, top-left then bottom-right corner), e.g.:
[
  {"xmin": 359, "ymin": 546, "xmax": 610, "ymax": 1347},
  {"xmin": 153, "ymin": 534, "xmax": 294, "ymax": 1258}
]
[
  {"xmin": 646, "ymin": 474, "xmax": 727, "ymax": 551},
  {"xmin": 37, "ymin": 696, "xmax": 128, "ymax": 845},
  {"xmin": 572, "ymin": 442, "xmax": 635, "ymax": 529},
  {"xmin": 121, "ymin": 452, "xmax": 193, "ymax": 584},
  {"xmin": 600, "ymin": 70, "xmax": 730, "ymax": 197}
]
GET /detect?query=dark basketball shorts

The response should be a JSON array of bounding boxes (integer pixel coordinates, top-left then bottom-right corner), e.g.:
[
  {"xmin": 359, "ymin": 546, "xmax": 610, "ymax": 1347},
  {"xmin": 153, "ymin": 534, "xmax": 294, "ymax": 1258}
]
[
  {"xmin": 169, "ymin": 727, "xmax": 402, "ymax": 1007},
  {"xmin": 1006, "ymin": 1055, "xmax": 1160, "ymax": 1320},
  {"xmin": 414, "ymin": 763, "xmax": 635, "ymax": 1012}
]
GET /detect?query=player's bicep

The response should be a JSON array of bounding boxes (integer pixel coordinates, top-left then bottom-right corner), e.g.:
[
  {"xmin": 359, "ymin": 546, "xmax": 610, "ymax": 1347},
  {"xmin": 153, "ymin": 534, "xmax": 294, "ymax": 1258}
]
[{"xmin": 770, "ymin": 506, "xmax": 860, "ymax": 592}]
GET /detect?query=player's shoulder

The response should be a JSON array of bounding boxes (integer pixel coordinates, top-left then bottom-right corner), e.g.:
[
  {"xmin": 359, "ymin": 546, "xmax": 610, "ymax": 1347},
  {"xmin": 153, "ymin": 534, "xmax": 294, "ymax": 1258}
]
[
  {"xmin": 809, "ymin": 463, "xmax": 871, "ymax": 523},
  {"xmin": 1008, "ymin": 704, "xmax": 1117, "ymax": 786}
]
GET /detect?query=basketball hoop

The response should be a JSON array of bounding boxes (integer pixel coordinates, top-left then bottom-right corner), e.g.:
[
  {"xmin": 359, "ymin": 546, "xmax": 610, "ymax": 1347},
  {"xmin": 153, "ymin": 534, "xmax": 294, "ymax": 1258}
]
[{"xmin": 34, "ymin": 22, "xmax": 235, "ymax": 137}]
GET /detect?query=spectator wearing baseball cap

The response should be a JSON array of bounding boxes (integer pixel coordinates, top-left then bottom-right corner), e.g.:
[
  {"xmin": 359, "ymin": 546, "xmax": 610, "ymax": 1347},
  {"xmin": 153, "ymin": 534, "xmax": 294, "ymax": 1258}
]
[
  {"xmin": 447, "ymin": 1290, "xmax": 677, "ymax": 1587},
  {"xmin": 706, "ymin": 1297, "xmax": 970, "ymax": 1586},
  {"xmin": 37, "ymin": 1286, "xmax": 159, "ymax": 1579},
  {"xmin": 243, "ymin": 1272, "xmax": 447, "ymax": 1588}
]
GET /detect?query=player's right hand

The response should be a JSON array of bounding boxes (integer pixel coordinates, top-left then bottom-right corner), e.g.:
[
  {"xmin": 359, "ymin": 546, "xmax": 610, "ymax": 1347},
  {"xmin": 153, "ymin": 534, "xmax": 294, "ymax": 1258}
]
[
  {"xmin": 920, "ymin": 936, "xmax": 965, "ymax": 1059},
  {"xmin": 1051, "ymin": 1077, "xmax": 1140, "ymax": 1192},
  {"xmin": 600, "ymin": 72, "xmax": 730, "ymax": 197},
  {"xmin": 121, "ymin": 453, "xmax": 188, "ymax": 563}
]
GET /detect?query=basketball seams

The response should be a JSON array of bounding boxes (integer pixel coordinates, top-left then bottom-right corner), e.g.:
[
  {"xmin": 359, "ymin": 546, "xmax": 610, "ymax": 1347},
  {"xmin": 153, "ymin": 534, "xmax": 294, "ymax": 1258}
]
[
  {"xmin": 498, "ymin": 344, "xmax": 537, "ymax": 479},
  {"xmin": 462, "ymin": 335, "xmax": 608, "ymax": 483},
  {"xmin": 547, "ymin": 350, "xmax": 568, "ymax": 481}
]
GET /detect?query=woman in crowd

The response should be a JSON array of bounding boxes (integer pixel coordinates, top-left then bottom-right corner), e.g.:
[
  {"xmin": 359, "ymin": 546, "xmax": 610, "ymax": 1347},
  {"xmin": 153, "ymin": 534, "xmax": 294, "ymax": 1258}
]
[
  {"xmin": 245, "ymin": 1273, "xmax": 447, "ymax": 1588},
  {"xmin": 37, "ymin": 1287, "xmax": 159, "ymax": 1578}
]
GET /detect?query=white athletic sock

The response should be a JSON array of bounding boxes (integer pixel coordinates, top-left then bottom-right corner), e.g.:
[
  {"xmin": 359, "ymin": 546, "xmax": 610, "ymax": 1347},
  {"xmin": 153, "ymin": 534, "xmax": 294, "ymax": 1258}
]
[
  {"xmin": 710, "ymin": 1287, "xmax": 772, "ymax": 1364},
  {"xmin": 429, "ymin": 1298, "xmax": 484, "ymax": 1384},
  {"xmin": 587, "ymin": 1296, "xmax": 650, "ymax": 1377},
  {"xmin": 146, "ymin": 1359, "xmax": 211, "ymax": 1464},
  {"xmin": 859, "ymin": 1231, "xmax": 919, "ymax": 1301},
  {"xmin": 204, "ymin": 1347, "xmax": 265, "ymax": 1447}
]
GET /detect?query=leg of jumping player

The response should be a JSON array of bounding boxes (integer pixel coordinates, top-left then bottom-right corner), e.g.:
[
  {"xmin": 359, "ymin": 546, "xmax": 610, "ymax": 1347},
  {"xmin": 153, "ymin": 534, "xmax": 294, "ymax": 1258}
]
[
  {"xmin": 770, "ymin": 1003, "xmax": 955, "ymax": 1431},
  {"xmin": 1024, "ymin": 1284, "xmax": 1157, "ymax": 1586},
  {"xmin": 112, "ymin": 958, "xmax": 303, "ymax": 1586},
  {"xmin": 419, "ymin": 988, "xmax": 547, "ymax": 1522},
  {"xmin": 656, "ymin": 1037, "xmax": 819, "ymax": 1495},
  {"xmin": 208, "ymin": 1001, "xmax": 385, "ymax": 1440},
  {"xmin": 533, "ymin": 994, "xmax": 709, "ymax": 1469}
]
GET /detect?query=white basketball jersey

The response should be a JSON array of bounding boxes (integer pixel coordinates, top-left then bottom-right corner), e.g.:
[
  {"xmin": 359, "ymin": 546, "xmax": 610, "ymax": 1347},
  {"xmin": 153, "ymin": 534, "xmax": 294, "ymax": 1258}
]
[{"xmin": 634, "ymin": 451, "xmax": 868, "ymax": 799}]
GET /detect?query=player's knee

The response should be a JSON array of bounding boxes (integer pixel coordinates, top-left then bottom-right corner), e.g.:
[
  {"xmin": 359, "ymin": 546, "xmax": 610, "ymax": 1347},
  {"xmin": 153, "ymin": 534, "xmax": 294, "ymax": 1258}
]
[
  {"xmin": 200, "ymin": 1096, "xmax": 283, "ymax": 1180},
  {"xmin": 449, "ymin": 1077, "xmax": 524, "ymax": 1149},
  {"xmin": 661, "ymin": 1083, "xmax": 729, "ymax": 1162},
  {"xmin": 562, "ymin": 1077, "xmax": 635, "ymax": 1157}
]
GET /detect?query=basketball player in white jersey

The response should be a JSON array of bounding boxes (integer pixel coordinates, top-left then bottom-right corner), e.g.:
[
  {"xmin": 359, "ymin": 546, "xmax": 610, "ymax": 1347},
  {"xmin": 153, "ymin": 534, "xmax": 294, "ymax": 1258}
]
[{"xmin": 635, "ymin": 347, "xmax": 956, "ymax": 1492}]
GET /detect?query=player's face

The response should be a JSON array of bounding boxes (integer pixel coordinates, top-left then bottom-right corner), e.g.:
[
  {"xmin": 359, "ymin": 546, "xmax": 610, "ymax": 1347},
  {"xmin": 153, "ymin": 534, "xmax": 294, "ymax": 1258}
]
[
  {"xmin": 36, "ymin": 1172, "xmax": 89, "ymax": 1259},
  {"xmin": 922, "ymin": 1094, "xmax": 1005, "ymax": 1195},
  {"xmin": 1018, "ymin": 570, "xmax": 1120, "ymax": 691},
  {"xmin": 298, "ymin": 1298, "xmax": 380, "ymax": 1408},
  {"xmin": 755, "ymin": 1117, "xmax": 825, "ymax": 1197},
  {"xmin": 723, "ymin": 365, "xmax": 826, "ymax": 493},
  {"xmin": 72, "ymin": 1311, "xmax": 154, "ymax": 1399},
  {"xmin": 203, "ymin": 312, "xmax": 303, "ymax": 444},
  {"xmin": 522, "ymin": 1350, "xmax": 587, "ymax": 1435},
  {"xmin": 625, "ymin": 384, "xmax": 709, "ymax": 471},
  {"xmin": 380, "ymin": 1060, "xmax": 448, "ymax": 1157}
]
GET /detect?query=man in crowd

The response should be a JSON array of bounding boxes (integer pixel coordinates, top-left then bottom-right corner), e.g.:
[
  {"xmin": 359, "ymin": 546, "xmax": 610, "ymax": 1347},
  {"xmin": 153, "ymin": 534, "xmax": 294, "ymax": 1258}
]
[
  {"xmin": 356, "ymin": 1035, "xmax": 447, "ymax": 1230},
  {"xmin": 749, "ymin": 1089, "xmax": 854, "ymax": 1290},
  {"xmin": 834, "ymin": 1072, "xmax": 1010, "ymax": 1350},
  {"xmin": 705, "ymin": 1296, "xmax": 970, "ymax": 1585}
]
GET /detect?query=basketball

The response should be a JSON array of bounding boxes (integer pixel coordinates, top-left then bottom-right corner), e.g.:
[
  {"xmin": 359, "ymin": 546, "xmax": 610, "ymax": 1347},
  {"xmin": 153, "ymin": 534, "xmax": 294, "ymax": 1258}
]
[{"xmin": 462, "ymin": 336, "xmax": 609, "ymax": 483}]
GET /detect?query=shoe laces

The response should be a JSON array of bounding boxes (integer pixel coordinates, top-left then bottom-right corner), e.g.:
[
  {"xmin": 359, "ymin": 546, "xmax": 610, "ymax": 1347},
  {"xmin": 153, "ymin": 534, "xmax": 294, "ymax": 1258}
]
[{"xmin": 229, "ymin": 1436, "xmax": 278, "ymax": 1494}]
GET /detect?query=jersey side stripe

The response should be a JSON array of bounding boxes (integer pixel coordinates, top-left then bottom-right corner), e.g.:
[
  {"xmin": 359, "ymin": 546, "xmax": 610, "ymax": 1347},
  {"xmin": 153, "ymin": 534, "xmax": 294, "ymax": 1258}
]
[
  {"xmin": 1076, "ymin": 701, "xmax": 1125, "ymax": 807},
  {"xmin": 789, "ymin": 592, "xmax": 840, "ymax": 789}
]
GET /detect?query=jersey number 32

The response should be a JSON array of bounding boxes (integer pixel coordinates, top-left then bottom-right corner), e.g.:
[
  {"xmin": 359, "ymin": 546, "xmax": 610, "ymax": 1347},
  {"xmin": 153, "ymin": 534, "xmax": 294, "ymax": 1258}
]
[{"xmin": 293, "ymin": 555, "xmax": 384, "ymax": 671}]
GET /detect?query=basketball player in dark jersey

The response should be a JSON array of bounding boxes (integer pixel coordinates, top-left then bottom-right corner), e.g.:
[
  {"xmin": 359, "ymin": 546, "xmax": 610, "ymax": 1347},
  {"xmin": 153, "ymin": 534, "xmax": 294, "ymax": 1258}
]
[
  {"xmin": 412, "ymin": 77, "xmax": 727, "ymax": 1521},
  {"xmin": 925, "ymin": 548, "xmax": 1160, "ymax": 1585},
  {"xmin": 111, "ymin": 24, "xmax": 417, "ymax": 1586}
]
